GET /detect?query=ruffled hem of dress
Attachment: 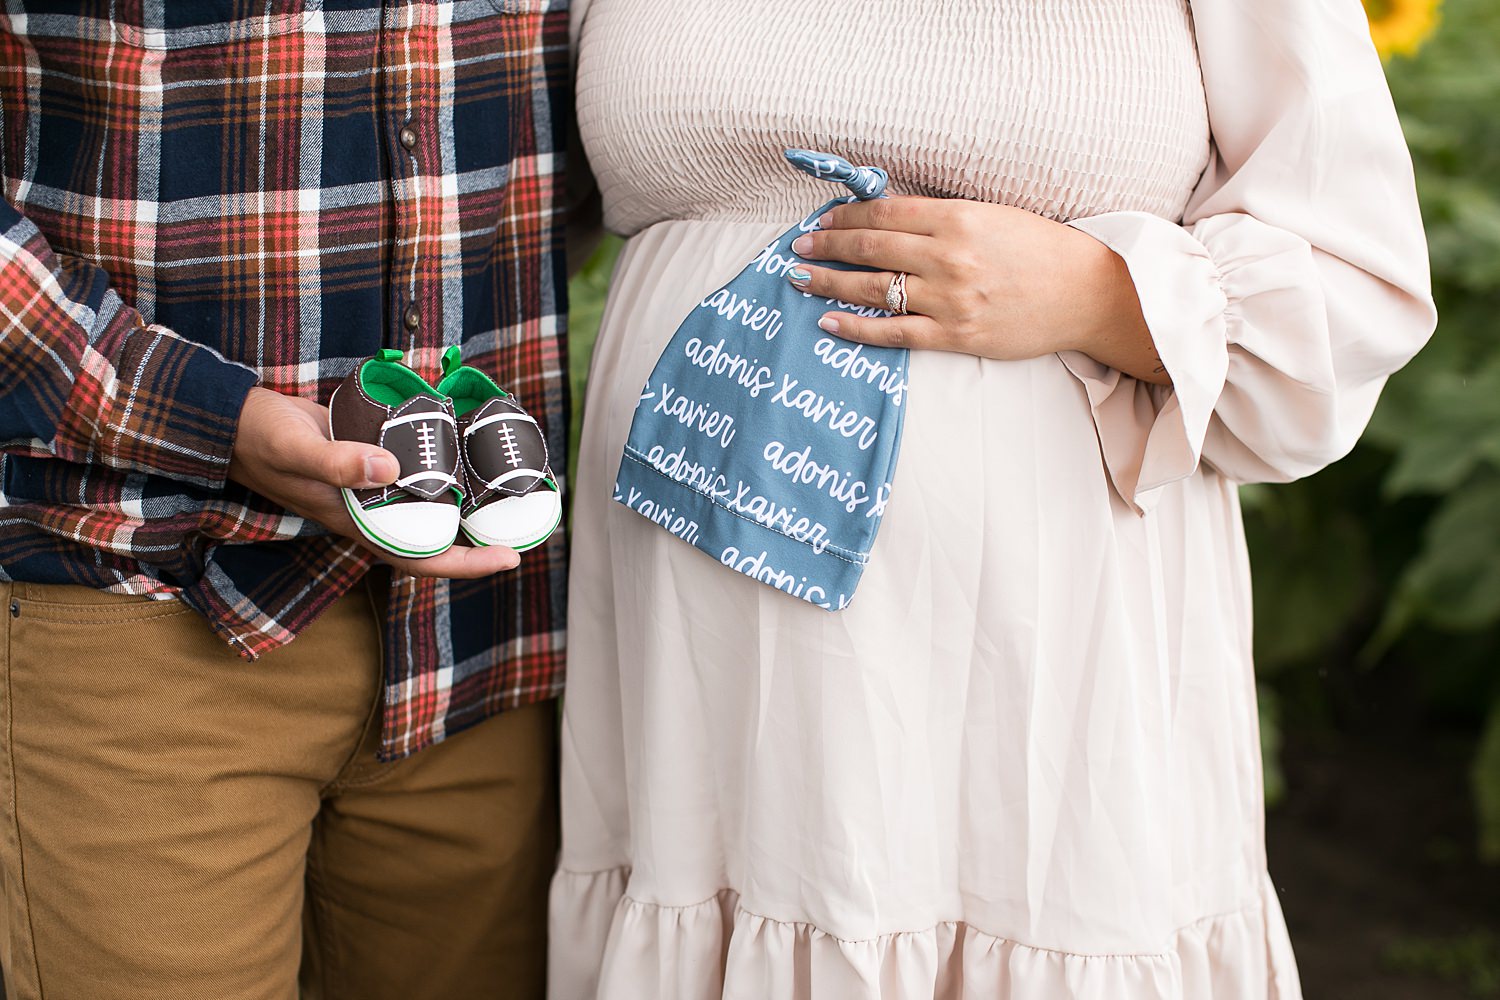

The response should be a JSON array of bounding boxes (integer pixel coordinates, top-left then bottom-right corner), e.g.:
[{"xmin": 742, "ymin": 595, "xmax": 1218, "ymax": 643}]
[{"xmin": 548, "ymin": 867, "xmax": 1302, "ymax": 1000}]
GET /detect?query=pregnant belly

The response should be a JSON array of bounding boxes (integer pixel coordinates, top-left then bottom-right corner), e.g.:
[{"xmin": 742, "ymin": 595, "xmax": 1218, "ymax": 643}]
[{"xmin": 584, "ymin": 219, "xmax": 1113, "ymax": 524}]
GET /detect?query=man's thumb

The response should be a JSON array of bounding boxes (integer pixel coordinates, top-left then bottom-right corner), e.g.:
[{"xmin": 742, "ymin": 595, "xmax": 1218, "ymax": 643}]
[
  {"xmin": 342, "ymin": 443, "xmax": 399, "ymax": 489},
  {"xmin": 286, "ymin": 436, "xmax": 399, "ymax": 489}
]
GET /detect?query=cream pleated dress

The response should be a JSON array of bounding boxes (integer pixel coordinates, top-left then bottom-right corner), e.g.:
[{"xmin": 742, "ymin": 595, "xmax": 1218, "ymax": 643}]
[{"xmin": 550, "ymin": 1, "xmax": 1436, "ymax": 997}]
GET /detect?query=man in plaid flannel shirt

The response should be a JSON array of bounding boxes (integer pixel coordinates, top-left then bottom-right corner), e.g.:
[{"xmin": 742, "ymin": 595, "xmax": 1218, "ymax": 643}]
[{"xmin": 0, "ymin": 1, "xmax": 570, "ymax": 996}]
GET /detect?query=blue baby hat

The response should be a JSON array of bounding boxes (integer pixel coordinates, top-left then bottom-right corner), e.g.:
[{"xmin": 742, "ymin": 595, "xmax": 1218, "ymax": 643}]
[{"xmin": 613, "ymin": 150, "xmax": 910, "ymax": 611}]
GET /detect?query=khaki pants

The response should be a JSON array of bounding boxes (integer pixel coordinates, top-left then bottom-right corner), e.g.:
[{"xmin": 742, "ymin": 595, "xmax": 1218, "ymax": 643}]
[{"xmin": 0, "ymin": 579, "xmax": 556, "ymax": 1000}]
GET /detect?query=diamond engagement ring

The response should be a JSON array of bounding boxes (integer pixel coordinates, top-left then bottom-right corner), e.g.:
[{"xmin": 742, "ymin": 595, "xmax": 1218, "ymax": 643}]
[{"xmin": 884, "ymin": 271, "xmax": 909, "ymax": 315}]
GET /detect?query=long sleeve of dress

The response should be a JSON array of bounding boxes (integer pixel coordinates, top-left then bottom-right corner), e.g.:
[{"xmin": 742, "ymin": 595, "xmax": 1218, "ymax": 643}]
[{"xmin": 1059, "ymin": 0, "xmax": 1437, "ymax": 514}]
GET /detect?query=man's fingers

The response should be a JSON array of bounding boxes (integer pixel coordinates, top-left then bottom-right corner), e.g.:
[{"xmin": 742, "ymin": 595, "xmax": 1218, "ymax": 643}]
[{"xmin": 384, "ymin": 541, "xmax": 522, "ymax": 579}]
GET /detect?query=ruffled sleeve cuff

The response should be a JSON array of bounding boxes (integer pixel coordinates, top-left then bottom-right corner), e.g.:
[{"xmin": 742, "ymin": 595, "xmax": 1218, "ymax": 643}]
[{"xmin": 1060, "ymin": 210, "xmax": 1231, "ymax": 514}]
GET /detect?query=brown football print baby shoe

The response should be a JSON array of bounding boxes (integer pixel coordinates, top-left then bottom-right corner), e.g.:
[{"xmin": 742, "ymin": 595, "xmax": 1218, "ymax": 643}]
[
  {"xmin": 329, "ymin": 349, "xmax": 463, "ymax": 557},
  {"xmin": 435, "ymin": 347, "xmax": 561, "ymax": 551}
]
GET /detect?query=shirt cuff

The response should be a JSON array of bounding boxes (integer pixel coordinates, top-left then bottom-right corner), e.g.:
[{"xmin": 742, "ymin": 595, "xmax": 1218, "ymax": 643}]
[
  {"xmin": 1059, "ymin": 210, "xmax": 1231, "ymax": 515},
  {"xmin": 65, "ymin": 315, "xmax": 261, "ymax": 490}
]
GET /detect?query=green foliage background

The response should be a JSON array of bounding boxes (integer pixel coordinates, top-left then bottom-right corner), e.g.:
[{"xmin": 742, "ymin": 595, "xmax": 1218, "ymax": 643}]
[
  {"xmin": 1244, "ymin": 0, "xmax": 1500, "ymax": 857},
  {"xmin": 565, "ymin": 0, "xmax": 1500, "ymax": 859}
]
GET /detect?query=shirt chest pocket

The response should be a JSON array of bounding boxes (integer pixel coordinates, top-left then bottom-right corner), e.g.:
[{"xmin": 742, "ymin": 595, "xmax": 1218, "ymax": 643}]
[{"xmin": 99, "ymin": 0, "xmax": 319, "ymax": 48}]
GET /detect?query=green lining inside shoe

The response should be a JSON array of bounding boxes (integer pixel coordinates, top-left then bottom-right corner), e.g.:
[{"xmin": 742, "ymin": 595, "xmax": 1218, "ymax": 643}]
[
  {"xmin": 437, "ymin": 364, "xmax": 510, "ymax": 418},
  {"xmin": 359, "ymin": 353, "xmax": 443, "ymax": 407}
]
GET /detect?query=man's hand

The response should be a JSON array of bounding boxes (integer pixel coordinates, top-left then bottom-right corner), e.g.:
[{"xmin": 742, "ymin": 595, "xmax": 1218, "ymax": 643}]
[{"xmin": 228, "ymin": 387, "xmax": 521, "ymax": 578}]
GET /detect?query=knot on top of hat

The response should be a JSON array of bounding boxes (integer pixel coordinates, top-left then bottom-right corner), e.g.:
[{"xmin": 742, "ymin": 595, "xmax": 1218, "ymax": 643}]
[{"xmin": 784, "ymin": 149, "xmax": 888, "ymax": 201}]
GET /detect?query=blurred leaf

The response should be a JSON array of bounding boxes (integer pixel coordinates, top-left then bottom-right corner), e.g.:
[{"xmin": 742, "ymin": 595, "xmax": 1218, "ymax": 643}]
[
  {"xmin": 1237, "ymin": 482, "xmax": 1272, "ymax": 513},
  {"xmin": 1248, "ymin": 492, "xmax": 1374, "ymax": 669},
  {"xmin": 1424, "ymin": 179, "xmax": 1500, "ymax": 289},
  {"xmin": 1383, "ymin": 930, "xmax": 1500, "ymax": 996},
  {"xmin": 1374, "ymin": 472, "xmax": 1500, "ymax": 649},
  {"xmin": 1477, "ymin": 700, "xmax": 1500, "ymax": 864},
  {"xmin": 1259, "ymin": 685, "xmax": 1285, "ymax": 807},
  {"xmin": 1369, "ymin": 363, "xmax": 1500, "ymax": 497}
]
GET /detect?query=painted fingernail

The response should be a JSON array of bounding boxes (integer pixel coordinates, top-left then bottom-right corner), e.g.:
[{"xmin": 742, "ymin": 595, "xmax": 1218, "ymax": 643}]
[
  {"xmin": 792, "ymin": 235, "xmax": 813, "ymax": 256},
  {"xmin": 818, "ymin": 315, "xmax": 840, "ymax": 334},
  {"xmin": 816, "ymin": 213, "xmax": 832, "ymax": 229},
  {"xmin": 788, "ymin": 267, "xmax": 811, "ymax": 286}
]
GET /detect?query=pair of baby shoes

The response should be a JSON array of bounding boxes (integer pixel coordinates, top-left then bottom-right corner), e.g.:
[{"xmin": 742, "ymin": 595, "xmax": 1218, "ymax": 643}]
[{"xmin": 329, "ymin": 347, "xmax": 561, "ymax": 558}]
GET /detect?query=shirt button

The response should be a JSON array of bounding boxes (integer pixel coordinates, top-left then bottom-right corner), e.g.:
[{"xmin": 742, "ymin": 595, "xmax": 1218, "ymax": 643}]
[
  {"xmin": 404, "ymin": 305, "xmax": 421, "ymax": 331},
  {"xmin": 399, "ymin": 126, "xmax": 418, "ymax": 151}
]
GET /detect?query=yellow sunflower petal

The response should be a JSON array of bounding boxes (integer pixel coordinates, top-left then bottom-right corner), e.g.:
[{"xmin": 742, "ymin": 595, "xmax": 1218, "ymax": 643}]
[{"xmin": 1363, "ymin": 0, "xmax": 1442, "ymax": 59}]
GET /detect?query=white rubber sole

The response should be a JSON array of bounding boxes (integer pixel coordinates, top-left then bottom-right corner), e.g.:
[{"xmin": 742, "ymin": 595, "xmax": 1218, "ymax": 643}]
[
  {"xmin": 342, "ymin": 489, "xmax": 459, "ymax": 558},
  {"xmin": 460, "ymin": 490, "xmax": 563, "ymax": 552}
]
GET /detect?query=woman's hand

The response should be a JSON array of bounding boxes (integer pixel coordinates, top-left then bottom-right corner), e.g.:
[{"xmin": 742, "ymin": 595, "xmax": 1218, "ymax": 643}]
[{"xmin": 787, "ymin": 197, "xmax": 1169, "ymax": 385}]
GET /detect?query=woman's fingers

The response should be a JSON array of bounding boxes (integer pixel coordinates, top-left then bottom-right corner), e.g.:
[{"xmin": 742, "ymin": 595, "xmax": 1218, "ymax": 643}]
[
  {"xmin": 791, "ymin": 228, "xmax": 933, "ymax": 271},
  {"xmin": 816, "ymin": 195, "xmax": 952, "ymax": 236},
  {"xmin": 816, "ymin": 311, "xmax": 945, "ymax": 352},
  {"xmin": 790, "ymin": 264, "xmax": 927, "ymax": 316}
]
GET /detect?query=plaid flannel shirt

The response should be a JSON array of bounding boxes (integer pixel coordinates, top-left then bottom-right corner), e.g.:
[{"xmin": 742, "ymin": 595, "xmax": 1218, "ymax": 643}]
[{"xmin": 0, "ymin": 0, "xmax": 570, "ymax": 759}]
